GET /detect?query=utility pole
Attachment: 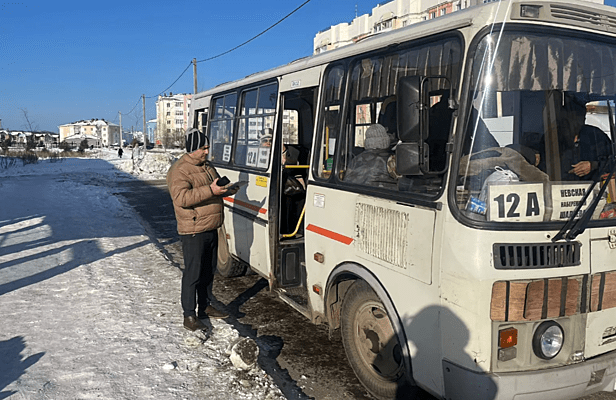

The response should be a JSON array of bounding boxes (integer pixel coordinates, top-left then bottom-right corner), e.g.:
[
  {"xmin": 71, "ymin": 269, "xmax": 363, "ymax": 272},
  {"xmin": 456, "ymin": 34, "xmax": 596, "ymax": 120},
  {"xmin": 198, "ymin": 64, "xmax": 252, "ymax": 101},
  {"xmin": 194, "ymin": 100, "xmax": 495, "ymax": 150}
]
[
  {"xmin": 193, "ymin": 58, "xmax": 198, "ymax": 94},
  {"xmin": 142, "ymin": 94, "xmax": 147, "ymax": 153},
  {"xmin": 119, "ymin": 112, "xmax": 123, "ymax": 148}
]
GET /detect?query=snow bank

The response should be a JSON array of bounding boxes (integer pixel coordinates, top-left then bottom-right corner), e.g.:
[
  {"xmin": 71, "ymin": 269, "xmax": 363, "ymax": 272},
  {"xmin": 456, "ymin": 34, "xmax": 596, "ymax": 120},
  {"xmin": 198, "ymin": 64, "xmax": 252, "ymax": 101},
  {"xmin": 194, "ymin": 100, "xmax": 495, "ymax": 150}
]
[{"xmin": 115, "ymin": 148, "xmax": 182, "ymax": 180}]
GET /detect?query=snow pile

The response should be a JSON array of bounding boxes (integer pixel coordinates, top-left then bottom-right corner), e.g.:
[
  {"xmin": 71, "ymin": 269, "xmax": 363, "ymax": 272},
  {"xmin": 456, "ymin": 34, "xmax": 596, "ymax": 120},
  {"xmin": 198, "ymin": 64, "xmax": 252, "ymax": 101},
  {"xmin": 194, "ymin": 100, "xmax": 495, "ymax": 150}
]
[
  {"xmin": 115, "ymin": 149, "xmax": 181, "ymax": 180},
  {"xmin": 229, "ymin": 338, "xmax": 260, "ymax": 370}
]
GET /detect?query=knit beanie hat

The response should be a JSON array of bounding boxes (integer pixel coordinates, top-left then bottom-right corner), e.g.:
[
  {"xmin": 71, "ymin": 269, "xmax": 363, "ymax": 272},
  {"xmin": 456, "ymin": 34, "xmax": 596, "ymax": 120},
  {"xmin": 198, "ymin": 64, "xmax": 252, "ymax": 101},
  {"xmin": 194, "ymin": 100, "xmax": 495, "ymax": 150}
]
[
  {"xmin": 364, "ymin": 124, "xmax": 390, "ymax": 150},
  {"xmin": 185, "ymin": 128, "xmax": 208, "ymax": 153}
]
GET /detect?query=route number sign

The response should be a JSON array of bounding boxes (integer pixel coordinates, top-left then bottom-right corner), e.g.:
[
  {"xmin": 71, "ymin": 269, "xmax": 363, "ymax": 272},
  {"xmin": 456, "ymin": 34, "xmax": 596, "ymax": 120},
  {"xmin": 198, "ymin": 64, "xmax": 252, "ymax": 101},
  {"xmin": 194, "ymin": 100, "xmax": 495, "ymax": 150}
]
[{"xmin": 487, "ymin": 183, "xmax": 545, "ymax": 222}]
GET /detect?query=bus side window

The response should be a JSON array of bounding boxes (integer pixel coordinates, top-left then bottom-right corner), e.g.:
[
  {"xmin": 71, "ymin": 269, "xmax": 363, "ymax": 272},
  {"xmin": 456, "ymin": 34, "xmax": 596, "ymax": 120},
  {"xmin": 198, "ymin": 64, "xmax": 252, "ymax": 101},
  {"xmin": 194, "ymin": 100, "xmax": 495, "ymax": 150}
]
[
  {"xmin": 319, "ymin": 106, "xmax": 340, "ymax": 178},
  {"xmin": 209, "ymin": 93, "xmax": 237, "ymax": 163},
  {"xmin": 235, "ymin": 84, "xmax": 278, "ymax": 169},
  {"xmin": 338, "ymin": 56, "xmax": 398, "ymax": 190},
  {"xmin": 315, "ymin": 65, "xmax": 346, "ymax": 180}
]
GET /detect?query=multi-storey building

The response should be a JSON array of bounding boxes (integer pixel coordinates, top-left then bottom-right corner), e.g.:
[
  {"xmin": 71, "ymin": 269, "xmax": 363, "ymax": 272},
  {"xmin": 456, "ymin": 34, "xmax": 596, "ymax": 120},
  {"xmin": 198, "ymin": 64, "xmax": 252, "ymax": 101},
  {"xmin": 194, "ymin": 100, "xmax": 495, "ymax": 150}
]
[
  {"xmin": 314, "ymin": 0, "xmax": 604, "ymax": 53},
  {"xmin": 58, "ymin": 119, "xmax": 120, "ymax": 147},
  {"xmin": 155, "ymin": 93, "xmax": 191, "ymax": 147}
]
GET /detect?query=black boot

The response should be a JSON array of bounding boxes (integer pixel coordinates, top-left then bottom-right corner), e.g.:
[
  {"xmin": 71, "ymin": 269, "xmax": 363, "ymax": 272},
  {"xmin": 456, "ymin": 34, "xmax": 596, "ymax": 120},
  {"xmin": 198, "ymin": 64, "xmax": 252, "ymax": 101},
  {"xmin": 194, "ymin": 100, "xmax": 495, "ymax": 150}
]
[{"xmin": 183, "ymin": 316, "xmax": 207, "ymax": 331}]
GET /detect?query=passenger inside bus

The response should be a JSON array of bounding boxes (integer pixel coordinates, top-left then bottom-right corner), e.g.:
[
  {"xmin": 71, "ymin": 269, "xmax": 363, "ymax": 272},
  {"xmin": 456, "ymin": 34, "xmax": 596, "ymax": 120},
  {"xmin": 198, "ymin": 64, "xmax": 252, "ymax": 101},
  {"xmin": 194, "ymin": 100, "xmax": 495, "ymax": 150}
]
[
  {"xmin": 259, "ymin": 129, "xmax": 273, "ymax": 147},
  {"xmin": 427, "ymin": 90, "xmax": 454, "ymax": 171},
  {"xmin": 557, "ymin": 94, "xmax": 612, "ymax": 181},
  {"xmin": 344, "ymin": 123, "xmax": 397, "ymax": 189}
]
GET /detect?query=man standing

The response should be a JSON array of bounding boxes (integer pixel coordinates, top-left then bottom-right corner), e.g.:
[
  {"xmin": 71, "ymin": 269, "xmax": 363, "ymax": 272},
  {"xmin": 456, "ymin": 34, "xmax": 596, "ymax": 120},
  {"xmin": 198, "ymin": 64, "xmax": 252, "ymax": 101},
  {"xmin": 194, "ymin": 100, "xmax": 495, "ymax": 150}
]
[{"xmin": 166, "ymin": 128, "xmax": 229, "ymax": 331}]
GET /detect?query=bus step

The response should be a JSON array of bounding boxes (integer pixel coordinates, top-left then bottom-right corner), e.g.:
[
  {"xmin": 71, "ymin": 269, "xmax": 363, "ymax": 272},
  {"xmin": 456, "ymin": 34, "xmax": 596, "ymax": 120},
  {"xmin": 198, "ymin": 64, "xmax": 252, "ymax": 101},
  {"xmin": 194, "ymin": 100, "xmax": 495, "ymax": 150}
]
[{"xmin": 277, "ymin": 286, "xmax": 310, "ymax": 317}]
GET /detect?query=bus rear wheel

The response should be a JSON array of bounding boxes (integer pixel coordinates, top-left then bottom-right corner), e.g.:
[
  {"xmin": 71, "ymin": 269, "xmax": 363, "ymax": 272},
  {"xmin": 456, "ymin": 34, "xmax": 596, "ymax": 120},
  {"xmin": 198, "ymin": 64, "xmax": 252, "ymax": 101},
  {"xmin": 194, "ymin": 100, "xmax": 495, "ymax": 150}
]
[
  {"xmin": 216, "ymin": 225, "xmax": 246, "ymax": 277},
  {"xmin": 341, "ymin": 280, "xmax": 408, "ymax": 400}
]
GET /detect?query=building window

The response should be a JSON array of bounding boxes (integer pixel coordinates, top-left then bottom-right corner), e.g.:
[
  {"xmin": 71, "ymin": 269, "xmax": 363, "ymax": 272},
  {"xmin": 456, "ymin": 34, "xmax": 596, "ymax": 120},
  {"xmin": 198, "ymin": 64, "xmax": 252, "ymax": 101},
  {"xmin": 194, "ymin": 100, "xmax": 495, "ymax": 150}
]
[
  {"xmin": 440, "ymin": 8, "xmax": 446, "ymax": 16},
  {"xmin": 430, "ymin": 11, "xmax": 436, "ymax": 19}
]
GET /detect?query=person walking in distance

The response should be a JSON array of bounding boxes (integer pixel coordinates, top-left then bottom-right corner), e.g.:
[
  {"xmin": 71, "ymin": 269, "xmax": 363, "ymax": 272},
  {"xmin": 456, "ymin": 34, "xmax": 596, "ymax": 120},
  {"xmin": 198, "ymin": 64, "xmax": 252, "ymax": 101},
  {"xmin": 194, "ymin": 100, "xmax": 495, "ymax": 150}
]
[{"xmin": 166, "ymin": 128, "xmax": 230, "ymax": 331}]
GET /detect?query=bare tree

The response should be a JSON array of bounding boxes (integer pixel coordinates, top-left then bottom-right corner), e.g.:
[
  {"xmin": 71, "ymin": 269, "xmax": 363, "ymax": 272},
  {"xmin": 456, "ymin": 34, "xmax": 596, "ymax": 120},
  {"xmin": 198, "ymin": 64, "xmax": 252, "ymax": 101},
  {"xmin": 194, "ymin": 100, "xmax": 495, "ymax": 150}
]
[
  {"xmin": 19, "ymin": 108, "xmax": 39, "ymax": 150},
  {"xmin": 19, "ymin": 108, "xmax": 39, "ymax": 132}
]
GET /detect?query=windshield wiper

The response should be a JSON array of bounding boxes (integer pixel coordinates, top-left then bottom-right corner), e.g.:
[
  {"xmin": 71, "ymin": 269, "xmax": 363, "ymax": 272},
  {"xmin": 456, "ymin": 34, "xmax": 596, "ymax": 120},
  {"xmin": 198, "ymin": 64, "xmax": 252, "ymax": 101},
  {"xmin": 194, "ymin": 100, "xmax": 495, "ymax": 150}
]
[
  {"xmin": 552, "ymin": 172, "xmax": 603, "ymax": 242},
  {"xmin": 553, "ymin": 99, "xmax": 616, "ymax": 242},
  {"xmin": 562, "ymin": 164, "xmax": 615, "ymax": 241}
]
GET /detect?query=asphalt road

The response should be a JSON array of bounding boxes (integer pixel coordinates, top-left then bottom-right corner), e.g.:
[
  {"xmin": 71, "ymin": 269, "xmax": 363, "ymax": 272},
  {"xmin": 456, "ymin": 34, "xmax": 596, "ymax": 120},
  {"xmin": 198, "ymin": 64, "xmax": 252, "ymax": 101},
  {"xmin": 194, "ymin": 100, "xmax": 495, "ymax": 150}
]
[{"xmin": 113, "ymin": 178, "xmax": 616, "ymax": 400}]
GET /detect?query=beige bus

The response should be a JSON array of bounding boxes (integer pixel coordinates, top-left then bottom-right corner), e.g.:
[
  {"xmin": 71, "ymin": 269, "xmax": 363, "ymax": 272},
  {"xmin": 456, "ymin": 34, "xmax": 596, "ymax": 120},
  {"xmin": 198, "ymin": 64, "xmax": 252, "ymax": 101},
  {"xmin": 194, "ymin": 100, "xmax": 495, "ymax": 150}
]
[{"xmin": 188, "ymin": 1, "xmax": 616, "ymax": 398}]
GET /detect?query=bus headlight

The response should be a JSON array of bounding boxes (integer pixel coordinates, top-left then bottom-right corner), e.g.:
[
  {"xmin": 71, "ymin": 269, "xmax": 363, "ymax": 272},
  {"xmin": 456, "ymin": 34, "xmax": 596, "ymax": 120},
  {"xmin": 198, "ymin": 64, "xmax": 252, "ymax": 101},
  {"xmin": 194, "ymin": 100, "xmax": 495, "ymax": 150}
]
[{"xmin": 532, "ymin": 321, "xmax": 564, "ymax": 360}]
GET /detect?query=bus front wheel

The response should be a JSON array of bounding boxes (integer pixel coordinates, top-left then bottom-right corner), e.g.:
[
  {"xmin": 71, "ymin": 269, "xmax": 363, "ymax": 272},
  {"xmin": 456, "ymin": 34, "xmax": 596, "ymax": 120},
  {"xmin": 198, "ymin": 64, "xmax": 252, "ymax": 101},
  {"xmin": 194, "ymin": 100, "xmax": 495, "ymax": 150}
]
[
  {"xmin": 216, "ymin": 225, "xmax": 246, "ymax": 277},
  {"xmin": 341, "ymin": 280, "xmax": 409, "ymax": 400}
]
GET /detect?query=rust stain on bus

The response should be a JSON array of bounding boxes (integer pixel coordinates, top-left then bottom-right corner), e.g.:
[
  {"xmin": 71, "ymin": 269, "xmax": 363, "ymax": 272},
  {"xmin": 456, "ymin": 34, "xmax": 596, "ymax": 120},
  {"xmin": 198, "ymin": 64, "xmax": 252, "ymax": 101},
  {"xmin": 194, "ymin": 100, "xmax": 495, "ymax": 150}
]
[{"xmin": 306, "ymin": 224, "xmax": 354, "ymax": 245}]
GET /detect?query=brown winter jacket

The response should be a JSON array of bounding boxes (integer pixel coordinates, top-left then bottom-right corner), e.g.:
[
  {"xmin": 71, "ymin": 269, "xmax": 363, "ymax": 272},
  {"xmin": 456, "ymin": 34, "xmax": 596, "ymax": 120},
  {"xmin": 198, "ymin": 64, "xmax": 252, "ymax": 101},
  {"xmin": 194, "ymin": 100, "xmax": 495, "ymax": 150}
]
[{"xmin": 166, "ymin": 153, "xmax": 223, "ymax": 235}]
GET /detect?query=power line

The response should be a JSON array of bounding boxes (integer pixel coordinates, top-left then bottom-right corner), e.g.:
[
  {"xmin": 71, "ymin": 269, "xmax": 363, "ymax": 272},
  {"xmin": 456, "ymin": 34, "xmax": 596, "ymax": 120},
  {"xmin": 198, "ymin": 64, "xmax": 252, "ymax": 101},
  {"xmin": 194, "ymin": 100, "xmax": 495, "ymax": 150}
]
[
  {"xmin": 196, "ymin": 0, "xmax": 312, "ymax": 64},
  {"xmin": 147, "ymin": 61, "xmax": 193, "ymax": 99}
]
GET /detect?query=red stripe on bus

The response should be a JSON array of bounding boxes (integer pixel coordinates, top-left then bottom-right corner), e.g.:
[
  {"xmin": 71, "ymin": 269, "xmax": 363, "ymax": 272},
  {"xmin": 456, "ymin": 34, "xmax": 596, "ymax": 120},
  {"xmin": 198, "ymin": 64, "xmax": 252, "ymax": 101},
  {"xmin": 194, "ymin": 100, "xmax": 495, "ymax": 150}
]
[
  {"xmin": 224, "ymin": 197, "xmax": 267, "ymax": 214},
  {"xmin": 306, "ymin": 224, "xmax": 354, "ymax": 245}
]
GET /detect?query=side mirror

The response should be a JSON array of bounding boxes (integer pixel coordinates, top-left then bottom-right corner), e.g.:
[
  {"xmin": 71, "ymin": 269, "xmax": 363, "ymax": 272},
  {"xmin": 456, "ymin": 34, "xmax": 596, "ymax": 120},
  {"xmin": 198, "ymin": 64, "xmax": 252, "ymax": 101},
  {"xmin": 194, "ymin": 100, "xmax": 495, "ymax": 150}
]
[{"xmin": 397, "ymin": 76, "xmax": 426, "ymax": 142}]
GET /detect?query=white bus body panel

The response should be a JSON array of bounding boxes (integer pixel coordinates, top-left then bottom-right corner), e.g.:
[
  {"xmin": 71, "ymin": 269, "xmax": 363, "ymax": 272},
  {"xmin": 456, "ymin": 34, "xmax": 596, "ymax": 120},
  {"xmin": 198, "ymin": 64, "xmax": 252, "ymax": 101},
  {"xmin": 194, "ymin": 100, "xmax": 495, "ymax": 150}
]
[
  {"xmin": 587, "ymin": 227, "xmax": 616, "ymax": 359},
  {"xmin": 220, "ymin": 170, "xmax": 271, "ymax": 277},
  {"xmin": 304, "ymin": 185, "xmax": 444, "ymax": 394},
  {"xmin": 279, "ymin": 66, "xmax": 323, "ymax": 93}
]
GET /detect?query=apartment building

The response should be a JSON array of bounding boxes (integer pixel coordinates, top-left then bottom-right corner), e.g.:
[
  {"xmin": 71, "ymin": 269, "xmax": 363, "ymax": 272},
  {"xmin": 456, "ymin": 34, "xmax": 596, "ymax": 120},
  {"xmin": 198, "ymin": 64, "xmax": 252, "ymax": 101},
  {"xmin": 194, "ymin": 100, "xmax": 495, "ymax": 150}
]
[
  {"xmin": 155, "ymin": 93, "xmax": 191, "ymax": 146},
  {"xmin": 58, "ymin": 119, "xmax": 120, "ymax": 147},
  {"xmin": 314, "ymin": 0, "xmax": 605, "ymax": 53}
]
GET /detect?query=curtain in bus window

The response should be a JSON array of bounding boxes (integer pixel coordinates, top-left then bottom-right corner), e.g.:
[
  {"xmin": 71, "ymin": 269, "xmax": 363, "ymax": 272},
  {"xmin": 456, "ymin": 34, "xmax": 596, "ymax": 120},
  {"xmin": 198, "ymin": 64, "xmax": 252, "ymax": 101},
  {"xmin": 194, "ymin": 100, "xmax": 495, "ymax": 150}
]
[
  {"xmin": 474, "ymin": 33, "xmax": 616, "ymax": 95},
  {"xmin": 347, "ymin": 40, "xmax": 461, "ymax": 102},
  {"xmin": 324, "ymin": 67, "xmax": 345, "ymax": 103}
]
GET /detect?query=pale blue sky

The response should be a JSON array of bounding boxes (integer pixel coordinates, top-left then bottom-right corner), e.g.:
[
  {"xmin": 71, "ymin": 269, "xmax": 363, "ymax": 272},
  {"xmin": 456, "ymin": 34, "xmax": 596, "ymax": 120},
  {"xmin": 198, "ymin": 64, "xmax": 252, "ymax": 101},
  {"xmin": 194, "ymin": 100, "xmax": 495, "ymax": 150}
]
[{"xmin": 1, "ymin": 0, "xmax": 616, "ymax": 132}]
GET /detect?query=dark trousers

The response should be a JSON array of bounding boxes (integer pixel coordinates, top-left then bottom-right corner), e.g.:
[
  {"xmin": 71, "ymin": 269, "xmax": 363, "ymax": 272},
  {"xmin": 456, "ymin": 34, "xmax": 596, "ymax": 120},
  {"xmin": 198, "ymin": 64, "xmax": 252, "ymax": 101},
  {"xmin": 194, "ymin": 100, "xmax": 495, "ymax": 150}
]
[{"xmin": 180, "ymin": 230, "xmax": 218, "ymax": 317}]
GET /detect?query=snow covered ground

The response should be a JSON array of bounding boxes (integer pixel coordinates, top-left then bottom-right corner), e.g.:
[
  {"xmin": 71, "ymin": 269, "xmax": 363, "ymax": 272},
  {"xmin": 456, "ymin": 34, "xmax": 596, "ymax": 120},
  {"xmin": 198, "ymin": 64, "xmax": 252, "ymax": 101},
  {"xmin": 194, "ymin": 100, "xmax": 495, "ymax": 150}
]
[{"xmin": 0, "ymin": 149, "xmax": 286, "ymax": 400}]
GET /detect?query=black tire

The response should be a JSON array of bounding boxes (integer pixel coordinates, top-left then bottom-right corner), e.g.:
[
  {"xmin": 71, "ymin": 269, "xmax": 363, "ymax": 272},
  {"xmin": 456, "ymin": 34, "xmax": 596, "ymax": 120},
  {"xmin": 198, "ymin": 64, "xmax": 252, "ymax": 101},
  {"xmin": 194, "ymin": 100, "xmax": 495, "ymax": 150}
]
[
  {"xmin": 216, "ymin": 225, "xmax": 246, "ymax": 277},
  {"xmin": 341, "ymin": 280, "xmax": 408, "ymax": 400}
]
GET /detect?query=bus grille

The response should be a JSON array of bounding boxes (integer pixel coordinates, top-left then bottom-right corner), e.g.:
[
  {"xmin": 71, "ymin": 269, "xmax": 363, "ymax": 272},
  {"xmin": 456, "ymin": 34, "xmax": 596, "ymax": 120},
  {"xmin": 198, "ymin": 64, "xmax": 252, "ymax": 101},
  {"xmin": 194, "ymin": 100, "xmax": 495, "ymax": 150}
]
[
  {"xmin": 354, "ymin": 203, "xmax": 409, "ymax": 269},
  {"xmin": 493, "ymin": 242, "xmax": 580, "ymax": 269},
  {"xmin": 491, "ymin": 272, "xmax": 616, "ymax": 322}
]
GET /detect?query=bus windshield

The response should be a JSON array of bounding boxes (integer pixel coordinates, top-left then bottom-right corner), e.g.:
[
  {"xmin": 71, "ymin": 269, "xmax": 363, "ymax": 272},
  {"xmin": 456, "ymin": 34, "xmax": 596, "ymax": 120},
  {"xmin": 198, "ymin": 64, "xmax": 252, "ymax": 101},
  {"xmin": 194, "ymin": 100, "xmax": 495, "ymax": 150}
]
[{"xmin": 456, "ymin": 30, "xmax": 616, "ymax": 224}]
